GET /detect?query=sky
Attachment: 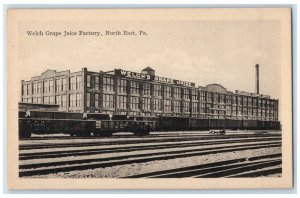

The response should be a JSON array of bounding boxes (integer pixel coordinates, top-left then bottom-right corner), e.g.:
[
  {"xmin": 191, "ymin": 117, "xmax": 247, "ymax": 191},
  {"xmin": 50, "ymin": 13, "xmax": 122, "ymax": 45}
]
[{"xmin": 17, "ymin": 19, "xmax": 281, "ymax": 100}]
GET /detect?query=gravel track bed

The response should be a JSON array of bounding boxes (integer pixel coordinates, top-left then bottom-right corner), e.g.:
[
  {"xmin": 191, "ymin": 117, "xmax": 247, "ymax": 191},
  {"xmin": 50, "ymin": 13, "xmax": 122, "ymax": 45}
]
[{"xmin": 29, "ymin": 147, "xmax": 281, "ymax": 178}]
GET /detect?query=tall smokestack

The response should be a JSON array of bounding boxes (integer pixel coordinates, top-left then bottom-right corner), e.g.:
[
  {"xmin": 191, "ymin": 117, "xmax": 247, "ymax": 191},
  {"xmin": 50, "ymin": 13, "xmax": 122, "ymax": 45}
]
[{"xmin": 255, "ymin": 64, "xmax": 259, "ymax": 94}]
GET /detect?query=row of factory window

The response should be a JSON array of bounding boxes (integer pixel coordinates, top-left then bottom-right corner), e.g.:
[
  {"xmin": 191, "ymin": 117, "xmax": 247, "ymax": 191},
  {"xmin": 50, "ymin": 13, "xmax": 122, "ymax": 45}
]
[
  {"xmin": 100, "ymin": 77, "xmax": 278, "ymax": 108},
  {"xmin": 22, "ymin": 93, "xmax": 82, "ymax": 108},
  {"xmin": 22, "ymin": 76, "xmax": 82, "ymax": 95},
  {"xmin": 22, "ymin": 76, "xmax": 277, "ymax": 109},
  {"xmin": 86, "ymin": 93, "xmax": 277, "ymax": 117}
]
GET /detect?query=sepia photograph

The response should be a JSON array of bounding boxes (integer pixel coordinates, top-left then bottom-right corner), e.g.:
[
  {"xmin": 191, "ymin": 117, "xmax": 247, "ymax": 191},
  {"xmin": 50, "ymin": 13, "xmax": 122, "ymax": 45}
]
[{"xmin": 6, "ymin": 8, "xmax": 293, "ymax": 189}]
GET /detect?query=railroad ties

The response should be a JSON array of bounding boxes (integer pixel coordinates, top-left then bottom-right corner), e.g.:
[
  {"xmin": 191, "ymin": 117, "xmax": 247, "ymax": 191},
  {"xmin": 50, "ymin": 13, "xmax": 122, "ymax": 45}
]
[{"xmin": 19, "ymin": 131, "xmax": 282, "ymax": 178}]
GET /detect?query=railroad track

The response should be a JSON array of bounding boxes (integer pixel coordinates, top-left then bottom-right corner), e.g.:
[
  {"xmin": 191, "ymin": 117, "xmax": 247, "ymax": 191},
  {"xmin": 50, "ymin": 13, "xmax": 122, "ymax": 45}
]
[
  {"xmin": 19, "ymin": 140, "xmax": 281, "ymax": 177},
  {"xmin": 123, "ymin": 153, "xmax": 282, "ymax": 178},
  {"xmin": 19, "ymin": 137, "xmax": 281, "ymax": 160},
  {"xmin": 19, "ymin": 133, "xmax": 281, "ymax": 150}
]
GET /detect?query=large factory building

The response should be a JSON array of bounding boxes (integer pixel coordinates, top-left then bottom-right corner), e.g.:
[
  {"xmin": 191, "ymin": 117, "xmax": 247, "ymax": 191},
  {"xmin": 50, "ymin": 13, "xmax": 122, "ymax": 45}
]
[{"xmin": 20, "ymin": 66, "xmax": 279, "ymax": 121}]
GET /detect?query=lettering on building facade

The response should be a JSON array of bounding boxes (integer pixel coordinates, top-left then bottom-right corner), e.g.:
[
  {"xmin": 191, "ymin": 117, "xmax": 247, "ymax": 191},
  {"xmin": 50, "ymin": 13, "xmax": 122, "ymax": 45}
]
[{"xmin": 115, "ymin": 69, "xmax": 195, "ymax": 87}]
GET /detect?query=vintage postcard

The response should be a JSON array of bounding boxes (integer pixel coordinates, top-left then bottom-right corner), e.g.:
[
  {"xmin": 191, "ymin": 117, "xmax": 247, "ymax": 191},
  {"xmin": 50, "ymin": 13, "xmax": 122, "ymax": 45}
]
[{"xmin": 7, "ymin": 8, "xmax": 292, "ymax": 189}]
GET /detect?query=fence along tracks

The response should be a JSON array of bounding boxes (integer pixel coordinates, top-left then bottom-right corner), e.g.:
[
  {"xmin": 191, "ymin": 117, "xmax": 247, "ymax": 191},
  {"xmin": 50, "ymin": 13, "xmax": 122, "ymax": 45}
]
[{"xmin": 19, "ymin": 132, "xmax": 282, "ymax": 178}]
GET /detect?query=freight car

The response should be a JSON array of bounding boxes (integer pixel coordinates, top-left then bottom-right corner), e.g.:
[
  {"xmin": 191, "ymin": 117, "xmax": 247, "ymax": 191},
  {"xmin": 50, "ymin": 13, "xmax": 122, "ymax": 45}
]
[
  {"xmin": 19, "ymin": 110, "xmax": 155, "ymax": 139},
  {"xmin": 18, "ymin": 110, "xmax": 281, "ymax": 139},
  {"xmin": 155, "ymin": 116, "xmax": 280, "ymax": 131}
]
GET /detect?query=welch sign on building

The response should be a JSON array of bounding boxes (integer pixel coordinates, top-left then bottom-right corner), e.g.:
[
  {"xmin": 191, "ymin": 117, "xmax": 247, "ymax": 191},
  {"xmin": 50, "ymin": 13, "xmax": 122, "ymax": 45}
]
[
  {"xmin": 235, "ymin": 90, "xmax": 270, "ymax": 99},
  {"xmin": 115, "ymin": 69, "xmax": 195, "ymax": 87}
]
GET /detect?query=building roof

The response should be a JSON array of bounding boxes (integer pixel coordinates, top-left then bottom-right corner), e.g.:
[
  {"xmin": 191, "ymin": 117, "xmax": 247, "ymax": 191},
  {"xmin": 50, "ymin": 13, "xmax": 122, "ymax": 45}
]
[{"xmin": 142, "ymin": 67, "xmax": 155, "ymax": 71}]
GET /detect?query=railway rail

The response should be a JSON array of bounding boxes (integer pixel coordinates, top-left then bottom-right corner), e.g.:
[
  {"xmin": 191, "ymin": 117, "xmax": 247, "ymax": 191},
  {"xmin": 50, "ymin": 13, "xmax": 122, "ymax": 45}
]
[
  {"xmin": 19, "ymin": 137, "xmax": 281, "ymax": 160},
  {"xmin": 124, "ymin": 153, "xmax": 282, "ymax": 178}
]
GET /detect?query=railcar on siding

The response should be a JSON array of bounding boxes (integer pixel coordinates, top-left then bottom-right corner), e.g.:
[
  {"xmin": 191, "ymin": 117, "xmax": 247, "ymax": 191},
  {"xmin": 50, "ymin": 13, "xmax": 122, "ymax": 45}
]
[{"xmin": 18, "ymin": 110, "xmax": 280, "ymax": 139}]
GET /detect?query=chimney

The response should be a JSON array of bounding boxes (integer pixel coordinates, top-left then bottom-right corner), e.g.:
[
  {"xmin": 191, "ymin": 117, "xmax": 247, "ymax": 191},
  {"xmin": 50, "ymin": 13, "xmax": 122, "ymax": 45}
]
[{"xmin": 255, "ymin": 64, "xmax": 259, "ymax": 94}]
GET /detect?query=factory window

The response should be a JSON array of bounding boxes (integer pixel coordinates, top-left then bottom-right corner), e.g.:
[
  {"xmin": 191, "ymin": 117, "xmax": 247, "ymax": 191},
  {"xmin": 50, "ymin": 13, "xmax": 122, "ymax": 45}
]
[
  {"xmin": 248, "ymin": 98, "xmax": 252, "ymax": 106},
  {"xmin": 253, "ymin": 98, "xmax": 257, "ymax": 107},
  {"xmin": 232, "ymin": 106, "xmax": 237, "ymax": 116},
  {"xmin": 22, "ymin": 84, "xmax": 26, "ymax": 96},
  {"xmin": 207, "ymin": 92, "xmax": 213, "ymax": 102},
  {"xmin": 103, "ymin": 94, "xmax": 114, "ymax": 109},
  {"xmin": 253, "ymin": 108, "xmax": 257, "ymax": 117},
  {"xmin": 262, "ymin": 100, "xmax": 266, "ymax": 108},
  {"xmin": 153, "ymin": 98, "xmax": 162, "ymax": 111},
  {"xmin": 191, "ymin": 90, "xmax": 198, "ymax": 101},
  {"xmin": 49, "ymin": 80, "xmax": 53, "ymax": 93},
  {"xmin": 56, "ymin": 95, "xmax": 61, "ymax": 106},
  {"xmin": 270, "ymin": 101, "xmax": 274, "ymax": 108},
  {"xmin": 117, "ymin": 79, "xmax": 127, "ymax": 93},
  {"xmin": 164, "ymin": 99, "xmax": 171, "ymax": 112},
  {"xmin": 26, "ymin": 84, "xmax": 31, "ymax": 95},
  {"xmin": 130, "ymin": 96, "xmax": 139, "ymax": 110},
  {"xmin": 95, "ymin": 93, "xmax": 99, "ymax": 107},
  {"xmin": 219, "ymin": 95, "xmax": 225, "ymax": 103},
  {"xmin": 270, "ymin": 109, "xmax": 274, "ymax": 116},
  {"xmin": 117, "ymin": 95, "xmax": 127, "ymax": 109},
  {"xmin": 143, "ymin": 97, "xmax": 151, "ymax": 110},
  {"xmin": 87, "ymin": 75, "xmax": 91, "ymax": 88},
  {"xmin": 192, "ymin": 102, "xmax": 198, "ymax": 113},
  {"xmin": 200, "ymin": 103, "xmax": 205, "ymax": 108},
  {"xmin": 200, "ymin": 91, "xmax": 206, "ymax": 101},
  {"xmin": 266, "ymin": 100, "xmax": 270, "ymax": 108},
  {"xmin": 266, "ymin": 109, "xmax": 270, "ymax": 117},
  {"xmin": 32, "ymin": 97, "xmax": 37, "ymax": 103},
  {"xmin": 219, "ymin": 104, "xmax": 225, "ymax": 110},
  {"xmin": 70, "ymin": 77, "xmax": 76, "ymax": 90},
  {"xmin": 213, "ymin": 93, "xmax": 218, "ymax": 103},
  {"xmin": 49, "ymin": 96, "xmax": 54, "ymax": 104},
  {"xmin": 174, "ymin": 87, "xmax": 181, "ymax": 98},
  {"xmin": 174, "ymin": 100, "xmax": 181, "ymax": 112},
  {"xmin": 248, "ymin": 108, "xmax": 252, "ymax": 116},
  {"xmin": 183, "ymin": 89, "xmax": 190, "ymax": 100},
  {"xmin": 37, "ymin": 97, "xmax": 42, "ymax": 104},
  {"xmin": 200, "ymin": 103, "xmax": 205, "ymax": 113},
  {"xmin": 243, "ymin": 97, "xmax": 247, "ymax": 106},
  {"xmin": 103, "ymin": 76, "xmax": 114, "ymax": 92},
  {"xmin": 130, "ymin": 81, "xmax": 139, "ymax": 94},
  {"xmin": 226, "ymin": 95, "xmax": 231, "ymax": 104},
  {"xmin": 243, "ymin": 107, "xmax": 248, "ymax": 115},
  {"xmin": 76, "ymin": 76, "xmax": 82, "ymax": 90},
  {"xmin": 62, "ymin": 78, "xmax": 67, "ymax": 91},
  {"xmin": 32, "ymin": 82, "xmax": 37, "ymax": 94},
  {"xmin": 258, "ymin": 99, "xmax": 262, "ymax": 108},
  {"xmin": 76, "ymin": 93, "xmax": 81, "ymax": 107},
  {"xmin": 153, "ymin": 84, "xmax": 162, "ymax": 97},
  {"xmin": 232, "ymin": 96, "xmax": 237, "ymax": 104},
  {"xmin": 61, "ymin": 95, "xmax": 67, "ymax": 107},
  {"xmin": 237, "ymin": 96, "xmax": 242, "ymax": 105},
  {"xmin": 56, "ymin": 79, "xmax": 61, "ymax": 92},
  {"xmin": 262, "ymin": 109, "xmax": 265, "ymax": 117},
  {"xmin": 237, "ymin": 106, "xmax": 242, "ymax": 116},
  {"xmin": 43, "ymin": 96, "xmax": 49, "ymax": 104},
  {"xmin": 86, "ymin": 93, "xmax": 90, "ymax": 107},
  {"xmin": 43, "ymin": 81, "xmax": 48, "ymax": 93},
  {"xmin": 164, "ymin": 86, "xmax": 172, "ymax": 98},
  {"xmin": 143, "ymin": 83, "xmax": 151, "ymax": 96},
  {"xmin": 27, "ymin": 98, "xmax": 32, "ymax": 103},
  {"xmin": 37, "ymin": 82, "xmax": 42, "ymax": 94},
  {"xmin": 69, "ymin": 94, "xmax": 76, "ymax": 107},
  {"xmin": 257, "ymin": 109, "xmax": 261, "ymax": 117},
  {"xmin": 183, "ymin": 101, "xmax": 190, "ymax": 112},
  {"xmin": 95, "ymin": 76, "xmax": 99, "ymax": 90}
]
